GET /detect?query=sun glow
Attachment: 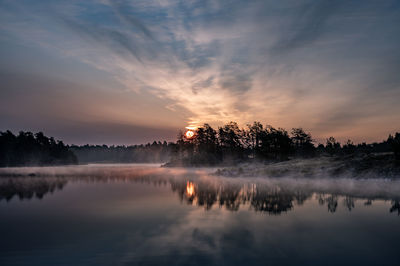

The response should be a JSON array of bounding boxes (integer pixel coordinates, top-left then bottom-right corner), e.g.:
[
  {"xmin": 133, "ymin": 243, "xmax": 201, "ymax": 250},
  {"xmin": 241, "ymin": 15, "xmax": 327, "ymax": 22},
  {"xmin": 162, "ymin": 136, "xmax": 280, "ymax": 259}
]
[{"xmin": 185, "ymin": 130, "xmax": 195, "ymax": 139}]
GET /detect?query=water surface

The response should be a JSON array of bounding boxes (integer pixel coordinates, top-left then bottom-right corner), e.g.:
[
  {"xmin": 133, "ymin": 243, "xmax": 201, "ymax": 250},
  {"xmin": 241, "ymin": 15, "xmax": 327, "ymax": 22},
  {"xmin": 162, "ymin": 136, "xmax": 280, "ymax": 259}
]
[{"xmin": 0, "ymin": 164, "xmax": 399, "ymax": 266}]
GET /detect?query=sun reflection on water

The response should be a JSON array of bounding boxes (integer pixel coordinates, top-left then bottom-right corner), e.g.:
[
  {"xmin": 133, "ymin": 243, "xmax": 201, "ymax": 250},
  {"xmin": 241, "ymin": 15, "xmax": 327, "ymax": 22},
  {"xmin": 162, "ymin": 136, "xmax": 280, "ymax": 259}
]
[{"xmin": 186, "ymin": 181, "xmax": 195, "ymax": 197}]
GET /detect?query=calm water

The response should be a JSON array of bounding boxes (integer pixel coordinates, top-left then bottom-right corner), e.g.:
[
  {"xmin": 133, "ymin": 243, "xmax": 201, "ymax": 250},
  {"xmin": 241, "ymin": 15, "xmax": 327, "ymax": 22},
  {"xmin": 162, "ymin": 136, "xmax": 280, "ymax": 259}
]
[{"xmin": 0, "ymin": 164, "xmax": 399, "ymax": 266}]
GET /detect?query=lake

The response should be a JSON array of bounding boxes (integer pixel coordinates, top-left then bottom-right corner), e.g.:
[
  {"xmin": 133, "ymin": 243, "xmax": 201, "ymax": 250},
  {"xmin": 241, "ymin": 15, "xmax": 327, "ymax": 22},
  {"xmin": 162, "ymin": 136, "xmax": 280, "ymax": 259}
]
[{"xmin": 0, "ymin": 164, "xmax": 399, "ymax": 266}]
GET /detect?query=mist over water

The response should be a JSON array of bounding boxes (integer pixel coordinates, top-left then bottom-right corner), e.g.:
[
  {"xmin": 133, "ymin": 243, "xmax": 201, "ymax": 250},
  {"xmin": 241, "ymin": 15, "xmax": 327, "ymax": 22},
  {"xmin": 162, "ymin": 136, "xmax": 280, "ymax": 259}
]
[{"xmin": 0, "ymin": 164, "xmax": 399, "ymax": 266}]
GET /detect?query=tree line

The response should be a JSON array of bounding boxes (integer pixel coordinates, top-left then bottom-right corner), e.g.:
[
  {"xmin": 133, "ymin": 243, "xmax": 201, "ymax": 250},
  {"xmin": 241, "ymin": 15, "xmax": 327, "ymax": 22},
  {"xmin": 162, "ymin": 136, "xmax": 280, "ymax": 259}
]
[
  {"xmin": 0, "ymin": 131, "xmax": 176, "ymax": 166},
  {"xmin": 1, "ymin": 125, "xmax": 399, "ymax": 167},
  {"xmin": 168, "ymin": 122, "xmax": 400, "ymax": 166},
  {"xmin": 70, "ymin": 141, "xmax": 174, "ymax": 163},
  {"xmin": 0, "ymin": 130, "xmax": 77, "ymax": 167}
]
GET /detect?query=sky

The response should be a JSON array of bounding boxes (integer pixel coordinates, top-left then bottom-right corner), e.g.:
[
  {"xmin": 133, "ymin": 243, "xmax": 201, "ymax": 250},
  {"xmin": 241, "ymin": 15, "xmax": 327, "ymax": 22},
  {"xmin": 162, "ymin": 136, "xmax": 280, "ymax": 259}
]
[{"xmin": 1, "ymin": 0, "xmax": 399, "ymax": 145}]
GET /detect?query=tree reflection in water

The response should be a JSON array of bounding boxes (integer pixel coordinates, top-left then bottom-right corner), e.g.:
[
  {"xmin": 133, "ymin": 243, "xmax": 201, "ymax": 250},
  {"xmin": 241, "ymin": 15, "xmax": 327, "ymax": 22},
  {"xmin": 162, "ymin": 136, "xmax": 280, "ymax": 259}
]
[
  {"xmin": 0, "ymin": 170, "xmax": 399, "ymax": 215},
  {"xmin": 157, "ymin": 177, "xmax": 400, "ymax": 215},
  {"xmin": 390, "ymin": 200, "xmax": 400, "ymax": 215},
  {"xmin": 0, "ymin": 177, "xmax": 67, "ymax": 201},
  {"xmin": 317, "ymin": 194, "xmax": 338, "ymax": 213}
]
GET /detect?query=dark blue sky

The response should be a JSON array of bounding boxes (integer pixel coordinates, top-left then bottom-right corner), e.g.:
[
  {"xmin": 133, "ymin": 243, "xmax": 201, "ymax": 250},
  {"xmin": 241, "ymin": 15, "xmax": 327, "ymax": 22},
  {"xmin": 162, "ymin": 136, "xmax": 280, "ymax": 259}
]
[{"xmin": 1, "ymin": 0, "xmax": 399, "ymax": 144}]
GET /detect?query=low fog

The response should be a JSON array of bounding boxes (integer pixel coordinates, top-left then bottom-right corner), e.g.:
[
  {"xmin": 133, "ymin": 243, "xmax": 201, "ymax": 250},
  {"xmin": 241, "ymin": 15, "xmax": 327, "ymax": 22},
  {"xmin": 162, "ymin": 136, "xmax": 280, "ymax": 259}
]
[{"xmin": 1, "ymin": 164, "xmax": 399, "ymax": 209}]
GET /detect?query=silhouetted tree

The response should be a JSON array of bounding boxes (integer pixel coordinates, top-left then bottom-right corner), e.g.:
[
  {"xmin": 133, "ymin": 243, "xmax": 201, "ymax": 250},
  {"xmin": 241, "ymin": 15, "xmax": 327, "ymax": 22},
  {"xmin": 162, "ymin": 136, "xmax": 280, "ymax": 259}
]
[
  {"xmin": 291, "ymin": 128, "xmax": 315, "ymax": 157},
  {"xmin": 259, "ymin": 126, "xmax": 292, "ymax": 160},
  {"xmin": 192, "ymin": 124, "xmax": 221, "ymax": 165},
  {"xmin": 218, "ymin": 122, "xmax": 244, "ymax": 161},
  {"xmin": 342, "ymin": 139, "xmax": 356, "ymax": 154},
  {"xmin": 245, "ymin": 122, "xmax": 264, "ymax": 159},
  {"xmin": 389, "ymin": 133, "xmax": 400, "ymax": 160},
  {"xmin": 195, "ymin": 124, "xmax": 218, "ymax": 154},
  {"xmin": 326, "ymin": 137, "xmax": 341, "ymax": 156}
]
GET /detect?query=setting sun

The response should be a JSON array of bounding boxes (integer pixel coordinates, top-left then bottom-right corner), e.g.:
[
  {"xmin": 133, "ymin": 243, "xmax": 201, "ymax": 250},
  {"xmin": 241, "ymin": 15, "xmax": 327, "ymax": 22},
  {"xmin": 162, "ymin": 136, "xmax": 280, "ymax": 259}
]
[
  {"xmin": 185, "ymin": 130, "xmax": 194, "ymax": 139},
  {"xmin": 1, "ymin": 1, "xmax": 400, "ymax": 265}
]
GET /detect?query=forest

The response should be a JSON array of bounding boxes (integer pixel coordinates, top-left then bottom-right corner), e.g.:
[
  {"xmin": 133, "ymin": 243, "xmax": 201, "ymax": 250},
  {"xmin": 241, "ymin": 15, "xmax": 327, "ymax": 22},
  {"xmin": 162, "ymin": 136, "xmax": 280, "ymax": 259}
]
[
  {"xmin": 166, "ymin": 122, "xmax": 400, "ymax": 166},
  {"xmin": 0, "ymin": 130, "xmax": 77, "ymax": 167},
  {"xmin": 1, "ymin": 123, "xmax": 399, "ymax": 167},
  {"xmin": 69, "ymin": 141, "xmax": 173, "ymax": 164}
]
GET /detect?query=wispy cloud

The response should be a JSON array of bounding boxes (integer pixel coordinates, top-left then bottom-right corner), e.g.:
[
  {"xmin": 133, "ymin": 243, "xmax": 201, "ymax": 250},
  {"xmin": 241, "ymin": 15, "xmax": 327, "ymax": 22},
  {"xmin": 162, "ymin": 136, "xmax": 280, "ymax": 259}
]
[{"xmin": 1, "ymin": 0, "xmax": 400, "ymax": 142}]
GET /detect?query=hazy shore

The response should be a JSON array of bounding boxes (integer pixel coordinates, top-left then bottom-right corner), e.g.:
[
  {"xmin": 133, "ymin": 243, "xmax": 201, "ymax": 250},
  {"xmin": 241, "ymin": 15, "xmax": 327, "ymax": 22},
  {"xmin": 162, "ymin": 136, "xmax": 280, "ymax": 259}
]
[{"xmin": 214, "ymin": 153, "xmax": 400, "ymax": 179}]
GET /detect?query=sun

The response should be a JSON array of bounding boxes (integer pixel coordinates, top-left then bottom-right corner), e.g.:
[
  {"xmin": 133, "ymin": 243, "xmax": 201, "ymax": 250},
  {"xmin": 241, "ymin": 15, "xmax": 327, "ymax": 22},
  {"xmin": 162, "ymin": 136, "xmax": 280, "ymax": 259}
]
[{"xmin": 185, "ymin": 130, "xmax": 194, "ymax": 139}]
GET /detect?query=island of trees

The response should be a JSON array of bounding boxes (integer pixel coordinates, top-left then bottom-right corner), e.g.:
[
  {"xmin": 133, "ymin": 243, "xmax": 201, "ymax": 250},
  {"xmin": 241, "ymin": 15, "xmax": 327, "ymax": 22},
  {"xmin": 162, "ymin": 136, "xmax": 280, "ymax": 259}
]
[{"xmin": 166, "ymin": 122, "xmax": 400, "ymax": 166}]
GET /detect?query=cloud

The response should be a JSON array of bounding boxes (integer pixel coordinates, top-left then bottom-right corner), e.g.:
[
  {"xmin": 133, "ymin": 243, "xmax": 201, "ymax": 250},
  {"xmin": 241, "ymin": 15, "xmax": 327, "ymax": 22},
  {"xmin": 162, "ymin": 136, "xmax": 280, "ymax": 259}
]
[
  {"xmin": 1, "ymin": 0, "xmax": 400, "ymax": 143},
  {"xmin": 0, "ymin": 70, "xmax": 180, "ymax": 144},
  {"xmin": 105, "ymin": 0, "xmax": 154, "ymax": 39},
  {"xmin": 271, "ymin": 0, "xmax": 345, "ymax": 53}
]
